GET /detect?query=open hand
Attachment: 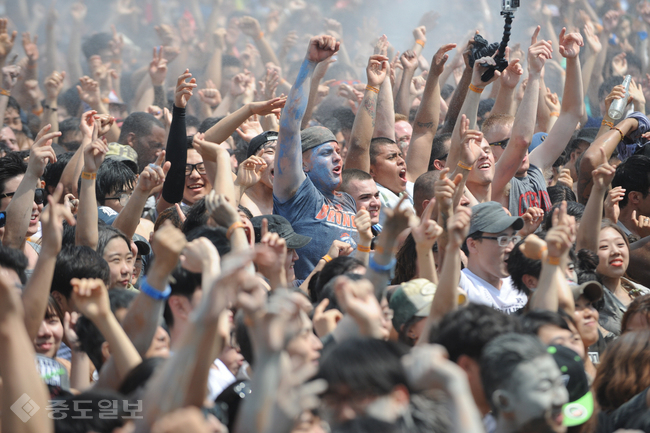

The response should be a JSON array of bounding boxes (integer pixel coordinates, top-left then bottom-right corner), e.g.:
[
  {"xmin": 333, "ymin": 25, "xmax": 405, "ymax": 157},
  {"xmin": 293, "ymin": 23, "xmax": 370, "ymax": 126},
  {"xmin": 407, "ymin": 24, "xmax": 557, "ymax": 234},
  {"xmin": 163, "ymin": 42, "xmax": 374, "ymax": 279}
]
[
  {"xmin": 0, "ymin": 18, "xmax": 17, "ymax": 60},
  {"xmin": 429, "ymin": 43, "xmax": 456, "ymax": 77},
  {"xmin": 174, "ymin": 69, "xmax": 197, "ymax": 108}
]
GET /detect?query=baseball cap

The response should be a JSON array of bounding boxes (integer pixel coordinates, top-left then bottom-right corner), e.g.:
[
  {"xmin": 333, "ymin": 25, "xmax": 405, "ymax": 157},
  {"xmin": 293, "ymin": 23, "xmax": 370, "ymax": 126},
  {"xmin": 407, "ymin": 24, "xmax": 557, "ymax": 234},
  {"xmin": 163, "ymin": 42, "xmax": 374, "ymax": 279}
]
[
  {"xmin": 247, "ymin": 131, "xmax": 278, "ymax": 159},
  {"xmin": 529, "ymin": 132, "xmax": 548, "ymax": 152},
  {"xmin": 250, "ymin": 215, "xmax": 312, "ymax": 249},
  {"xmin": 106, "ymin": 142, "xmax": 139, "ymax": 173},
  {"xmin": 98, "ymin": 206, "xmax": 118, "ymax": 225},
  {"xmin": 468, "ymin": 201, "xmax": 524, "ymax": 236},
  {"xmin": 571, "ymin": 281, "xmax": 603, "ymax": 303},
  {"xmin": 390, "ymin": 279, "xmax": 435, "ymax": 332},
  {"xmin": 576, "ymin": 127, "xmax": 599, "ymax": 144},
  {"xmin": 548, "ymin": 345, "xmax": 594, "ymax": 427},
  {"xmin": 132, "ymin": 233, "xmax": 151, "ymax": 256},
  {"xmin": 300, "ymin": 126, "xmax": 337, "ymax": 153}
]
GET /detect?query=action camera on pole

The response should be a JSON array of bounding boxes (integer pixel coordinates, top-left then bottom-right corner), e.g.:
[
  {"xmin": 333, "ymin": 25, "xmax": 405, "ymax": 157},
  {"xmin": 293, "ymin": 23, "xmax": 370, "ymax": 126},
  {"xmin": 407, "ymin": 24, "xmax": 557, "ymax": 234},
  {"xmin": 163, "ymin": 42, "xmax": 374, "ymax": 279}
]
[{"xmin": 469, "ymin": 0, "xmax": 519, "ymax": 82}]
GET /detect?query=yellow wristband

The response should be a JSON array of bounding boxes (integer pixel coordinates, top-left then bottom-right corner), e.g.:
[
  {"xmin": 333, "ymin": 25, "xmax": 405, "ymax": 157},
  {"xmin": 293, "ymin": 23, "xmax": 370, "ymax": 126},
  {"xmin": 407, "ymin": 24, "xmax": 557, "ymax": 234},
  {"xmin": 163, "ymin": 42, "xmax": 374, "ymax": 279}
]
[
  {"xmin": 550, "ymin": 112, "xmax": 560, "ymax": 117},
  {"xmin": 81, "ymin": 171, "xmax": 96, "ymax": 180},
  {"xmin": 457, "ymin": 161, "xmax": 473, "ymax": 171},
  {"xmin": 469, "ymin": 83, "xmax": 484, "ymax": 94},
  {"xmin": 322, "ymin": 254, "xmax": 333, "ymax": 263},
  {"xmin": 32, "ymin": 107, "xmax": 43, "ymax": 116},
  {"xmin": 357, "ymin": 244, "xmax": 372, "ymax": 253},
  {"xmin": 547, "ymin": 256, "xmax": 561, "ymax": 266},
  {"xmin": 226, "ymin": 221, "xmax": 247, "ymax": 239},
  {"xmin": 0, "ymin": 88, "xmax": 10, "ymax": 97},
  {"xmin": 415, "ymin": 39, "xmax": 425, "ymax": 47},
  {"xmin": 365, "ymin": 84, "xmax": 379, "ymax": 94}
]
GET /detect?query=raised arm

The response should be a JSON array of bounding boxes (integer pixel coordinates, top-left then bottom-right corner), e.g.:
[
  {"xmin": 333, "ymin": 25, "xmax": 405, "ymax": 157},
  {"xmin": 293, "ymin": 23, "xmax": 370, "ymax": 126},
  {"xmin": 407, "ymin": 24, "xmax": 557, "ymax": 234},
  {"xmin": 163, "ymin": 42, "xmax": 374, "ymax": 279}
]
[
  {"xmin": 0, "ymin": 273, "xmax": 53, "ymax": 433},
  {"xmin": 274, "ymin": 36, "xmax": 339, "ymax": 202},
  {"xmin": 576, "ymin": 148, "xmax": 615, "ymax": 252},
  {"xmin": 2, "ymin": 126, "xmax": 59, "ymax": 250},
  {"xmin": 75, "ymin": 123, "xmax": 107, "ymax": 249},
  {"xmin": 394, "ymin": 50, "xmax": 418, "ymax": 116},
  {"xmin": 529, "ymin": 29, "xmax": 585, "ymax": 172},
  {"xmin": 121, "ymin": 223, "xmax": 186, "ymax": 356},
  {"xmin": 420, "ymin": 205, "xmax": 471, "ymax": 344},
  {"xmin": 72, "ymin": 278, "xmax": 142, "ymax": 382},
  {"xmin": 114, "ymin": 152, "xmax": 168, "ymax": 239},
  {"xmin": 239, "ymin": 16, "xmax": 281, "ymax": 67},
  {"xmin": 492, "ymin": 27, "xmax": 550, "ymax": 198},
  {"xmin": 155, "ymin": 71, "xmax": 196, "ymax": 214},
  {"xmin": 407, "ymin": 43, "xmax": 456, "ymax": 182},
  {"xmin": 491, "ymin": 48, "xmax": 523, "ymax": 116},
  {"xmin": 411, "ymin": 200, "xmax": 443, "ymax": 284},
  {"xmin": 344, "ymin": 54, "xmax": 389, "ymax": 172},
  {"xmin": 22, "ymin": 186, "xmax": 75, "ymax": 341},
  {"xmin": 41, "ymin": 71, "xmax": 65, "ymax": 134},
  {"xmin": 445, "ymin": 57, "xmax": 500, "ymax": 172},
  {"xmin": 203, "ymin": 97, "xmax": 285, "ymax": 145}
]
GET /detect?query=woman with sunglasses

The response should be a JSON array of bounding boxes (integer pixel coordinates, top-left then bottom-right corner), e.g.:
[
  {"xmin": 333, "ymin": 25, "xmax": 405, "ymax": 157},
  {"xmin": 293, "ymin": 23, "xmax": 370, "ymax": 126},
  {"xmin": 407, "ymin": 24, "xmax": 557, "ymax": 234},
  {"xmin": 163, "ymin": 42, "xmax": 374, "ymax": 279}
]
[{"xmin": 0, "ymin": 127, "xmax": 59, "ymax": 273}]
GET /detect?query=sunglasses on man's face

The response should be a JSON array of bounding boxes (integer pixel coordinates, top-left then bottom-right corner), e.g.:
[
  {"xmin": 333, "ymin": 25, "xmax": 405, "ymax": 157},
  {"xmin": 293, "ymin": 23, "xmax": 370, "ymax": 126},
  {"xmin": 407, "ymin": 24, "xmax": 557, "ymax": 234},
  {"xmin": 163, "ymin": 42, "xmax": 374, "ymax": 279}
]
[
  {"xmin": 489, "ymin": 138, "xmax": 510, "ymax": 149},
  {"xmin": 0, "ymin": 188, "xmax": 46, "ymax": 205}
]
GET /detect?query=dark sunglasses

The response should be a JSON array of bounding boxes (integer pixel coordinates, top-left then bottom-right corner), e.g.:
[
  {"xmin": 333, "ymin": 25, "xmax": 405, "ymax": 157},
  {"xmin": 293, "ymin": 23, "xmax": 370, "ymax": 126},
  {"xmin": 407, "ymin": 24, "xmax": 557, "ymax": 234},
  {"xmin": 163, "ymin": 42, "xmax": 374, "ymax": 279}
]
[
  {"xmin": 0, "ymin": 188, "xmax": 46, "ymax": 205},
  {"xmin": 489, "ymin": 138, "xmax": 510, "ymax": 149},
  {"xmin": 0, "ymin": 211, "xmax": 5, "ymax": 228}
]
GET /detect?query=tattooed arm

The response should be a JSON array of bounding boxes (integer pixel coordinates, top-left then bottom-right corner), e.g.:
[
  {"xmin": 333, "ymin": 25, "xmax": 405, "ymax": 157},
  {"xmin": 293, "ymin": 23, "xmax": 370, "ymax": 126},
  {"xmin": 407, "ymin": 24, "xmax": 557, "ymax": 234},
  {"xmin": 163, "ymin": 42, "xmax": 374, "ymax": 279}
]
[
  {"xmin": 273, "ymin": 36, "xmax": 339, "ymax": 202},
  {"xmin": 406, "ymin": 44, "xmax": 455, "ymax": 182},
  {"xmin": 344, "ymin": 55, "xmax": 388, "ymax": 172}
]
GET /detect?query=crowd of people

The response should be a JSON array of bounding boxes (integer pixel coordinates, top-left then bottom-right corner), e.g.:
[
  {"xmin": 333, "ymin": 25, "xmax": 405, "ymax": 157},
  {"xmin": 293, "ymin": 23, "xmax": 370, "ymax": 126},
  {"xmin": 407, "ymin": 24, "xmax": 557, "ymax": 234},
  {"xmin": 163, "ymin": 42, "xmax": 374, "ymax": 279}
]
[{"xmin": 4, "ymin": 0, "xmax": 650, "ymax": 432}]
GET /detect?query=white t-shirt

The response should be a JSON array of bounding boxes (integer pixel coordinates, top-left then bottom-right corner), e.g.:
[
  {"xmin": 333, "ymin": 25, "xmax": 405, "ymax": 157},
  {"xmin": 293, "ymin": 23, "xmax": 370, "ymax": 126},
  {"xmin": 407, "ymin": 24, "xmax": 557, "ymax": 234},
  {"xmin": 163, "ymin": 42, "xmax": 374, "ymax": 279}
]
[
  {"xmin": 459, "ymin": 269, "xmax": 528, "ymax": 314},
  {"xmin": 207, "ymin": 358, "xmax": 237, "ymax": 401}
]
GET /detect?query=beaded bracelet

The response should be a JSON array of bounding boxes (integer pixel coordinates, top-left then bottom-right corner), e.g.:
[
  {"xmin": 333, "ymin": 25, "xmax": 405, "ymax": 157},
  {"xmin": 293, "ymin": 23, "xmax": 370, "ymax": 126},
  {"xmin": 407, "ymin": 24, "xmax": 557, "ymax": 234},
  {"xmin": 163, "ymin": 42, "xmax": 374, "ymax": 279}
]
[
  {"xmin": 602, "ymin": 120, "xmax": 614, "ymax": 128},
  {"xmin": 611, "ymin": 126, "xmax": 625, "ymax": 142}
]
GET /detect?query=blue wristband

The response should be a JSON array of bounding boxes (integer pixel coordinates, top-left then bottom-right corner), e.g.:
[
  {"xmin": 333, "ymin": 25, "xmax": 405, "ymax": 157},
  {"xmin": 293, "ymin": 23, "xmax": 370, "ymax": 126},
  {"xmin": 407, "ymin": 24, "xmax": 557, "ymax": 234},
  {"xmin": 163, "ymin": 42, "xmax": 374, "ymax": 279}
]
[
  {"xmin": 139, "ymin": 277, "xmax": 171, "ymax": 300},
  {"xmin": 368, "ymin": 256, "xmax": 396, "ymax": 273}
]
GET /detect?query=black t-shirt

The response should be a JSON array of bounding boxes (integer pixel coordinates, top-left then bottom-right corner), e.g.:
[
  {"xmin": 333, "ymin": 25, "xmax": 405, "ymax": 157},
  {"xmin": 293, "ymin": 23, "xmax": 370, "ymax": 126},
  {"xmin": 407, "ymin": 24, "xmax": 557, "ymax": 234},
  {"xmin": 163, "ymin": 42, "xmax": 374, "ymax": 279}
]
[{"xmin": 597, "ymin": 387, "xmax": 649, "ymax": 433}]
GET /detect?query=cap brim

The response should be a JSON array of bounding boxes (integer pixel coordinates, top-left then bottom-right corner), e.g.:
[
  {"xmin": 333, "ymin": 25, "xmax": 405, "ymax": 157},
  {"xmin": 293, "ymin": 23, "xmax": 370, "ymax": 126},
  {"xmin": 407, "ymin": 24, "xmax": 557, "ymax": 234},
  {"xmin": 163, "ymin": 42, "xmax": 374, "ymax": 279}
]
[
  {"xmin": 563, "ymin": 391, "xmax": 594, "ymax": 427},
  {"xmin": 415, "ymin": 302, "xmax": 433, "ymax": 318},
  {"xmin": 479, "ymin": 215, "xmax": 525, "ymax": 234},
  {"xmin": 134, "ymin": 241, "xmax": 151, "ymax": 256},
  {"xmin": 285, "ymin": 232, "xmax": 312, "ymax": 249},
  {"xmin": 582, "ymin": 282, "xmax": 603, "ymax": 303}
]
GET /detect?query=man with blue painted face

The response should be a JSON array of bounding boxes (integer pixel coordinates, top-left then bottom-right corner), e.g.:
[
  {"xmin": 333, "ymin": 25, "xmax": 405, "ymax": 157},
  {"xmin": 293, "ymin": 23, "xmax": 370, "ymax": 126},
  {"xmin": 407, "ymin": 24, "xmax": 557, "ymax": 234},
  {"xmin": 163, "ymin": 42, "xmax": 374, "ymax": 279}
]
[{"xmin": 273, "ymin": 35, "xmax": 359, "ymax": 280}]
